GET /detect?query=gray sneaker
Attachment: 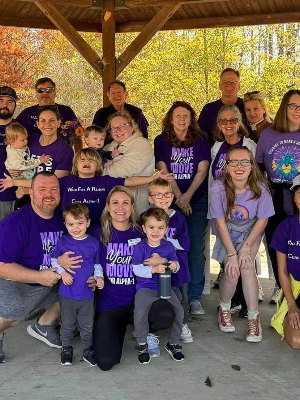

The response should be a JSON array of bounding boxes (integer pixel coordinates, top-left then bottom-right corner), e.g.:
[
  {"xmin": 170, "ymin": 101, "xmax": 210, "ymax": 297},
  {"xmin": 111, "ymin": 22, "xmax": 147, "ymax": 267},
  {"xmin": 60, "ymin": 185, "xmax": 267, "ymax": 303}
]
[
  {"xmin": 190, "ymin": 300, "xmax": 205, "ymax": 315},
  {"xmin": 0, "ymin": 335, "xmax": 5, "ymax": 363},
  {"xmin": 27, "ymin": 319, "xmax": 61, "ymax": 348}
]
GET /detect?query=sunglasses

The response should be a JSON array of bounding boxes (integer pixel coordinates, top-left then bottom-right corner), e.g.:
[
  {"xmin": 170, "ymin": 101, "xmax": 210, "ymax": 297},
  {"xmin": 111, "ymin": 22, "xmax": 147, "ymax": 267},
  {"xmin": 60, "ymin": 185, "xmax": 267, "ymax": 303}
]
[
  {"xmin": 36, "ymin": 87, "xmax": 55, "ymax": 94},
  {"xmin": 219, "ymin": 118, "xmax": 239, "ymax": 125},
  {"xmin": 227, "ymin": 159, "xmax": 252, "ymax": 167},
  {"xmin": 149, "ymin": 192, "xmax": 173, "ymax": 200}
]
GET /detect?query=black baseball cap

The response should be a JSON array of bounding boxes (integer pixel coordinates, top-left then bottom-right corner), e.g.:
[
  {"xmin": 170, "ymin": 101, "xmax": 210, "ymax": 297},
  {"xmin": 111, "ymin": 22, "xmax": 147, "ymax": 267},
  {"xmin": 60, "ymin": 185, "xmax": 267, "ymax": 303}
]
[{"xmin": 0, "ymin": 86, "xmax": 18, "ymax": 102}]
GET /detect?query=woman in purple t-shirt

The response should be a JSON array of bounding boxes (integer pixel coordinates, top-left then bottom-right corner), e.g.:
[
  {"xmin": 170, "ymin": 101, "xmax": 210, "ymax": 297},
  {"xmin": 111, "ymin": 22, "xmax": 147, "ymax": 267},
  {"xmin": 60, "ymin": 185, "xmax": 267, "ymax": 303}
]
[
  {"xmin": 154, "ymin": 101, "xmax": 210, "ymax": 315},
  {"xmin": 92, "ymin": 186, "xmax": 176, "ymax": 371},
  {"xmin": 210, "ymin": 146, "xmax": 274, "ymax": 343}
]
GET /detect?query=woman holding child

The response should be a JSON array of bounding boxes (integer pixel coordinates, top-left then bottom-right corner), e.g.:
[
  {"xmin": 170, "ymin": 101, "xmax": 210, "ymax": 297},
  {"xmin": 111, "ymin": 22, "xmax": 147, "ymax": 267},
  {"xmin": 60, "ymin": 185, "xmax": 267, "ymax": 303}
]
[{"xmin": 210, "ymin": 146, "xmax": 274, "ymax": 342}]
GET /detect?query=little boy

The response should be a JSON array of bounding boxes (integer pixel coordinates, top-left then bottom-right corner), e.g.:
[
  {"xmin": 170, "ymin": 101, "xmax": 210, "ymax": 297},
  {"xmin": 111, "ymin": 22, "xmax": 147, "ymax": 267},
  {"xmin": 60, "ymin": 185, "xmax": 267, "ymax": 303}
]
[
  {"xmin": 133, "ymin": 207, "xmax": 184, "ymax": 364},
  {"xmin": 84, "ymin": 125, "xmax": 120, "ymax": 167},
  {"xmin": 51, "ymin": 203, "xmax": 104, "ymax": 367},
  {"xmin": 148, "ymin": 179, "xmax": 193, "ymax": 344}
]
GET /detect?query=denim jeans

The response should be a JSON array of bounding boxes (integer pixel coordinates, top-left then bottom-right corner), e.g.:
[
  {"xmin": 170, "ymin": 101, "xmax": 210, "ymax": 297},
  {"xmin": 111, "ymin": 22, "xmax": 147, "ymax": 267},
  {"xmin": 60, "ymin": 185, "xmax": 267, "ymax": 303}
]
[{"xmin": 185, "ymin": 195, "xmax": 208, "ymax": 302}]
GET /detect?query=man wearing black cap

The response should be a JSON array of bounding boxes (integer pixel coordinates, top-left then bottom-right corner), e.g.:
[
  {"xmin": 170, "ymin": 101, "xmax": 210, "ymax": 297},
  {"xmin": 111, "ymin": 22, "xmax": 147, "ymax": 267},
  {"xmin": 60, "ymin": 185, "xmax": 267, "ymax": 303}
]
[{"xmin": 0, "ymin": 86, "xmax": 18, "ymax": 220}]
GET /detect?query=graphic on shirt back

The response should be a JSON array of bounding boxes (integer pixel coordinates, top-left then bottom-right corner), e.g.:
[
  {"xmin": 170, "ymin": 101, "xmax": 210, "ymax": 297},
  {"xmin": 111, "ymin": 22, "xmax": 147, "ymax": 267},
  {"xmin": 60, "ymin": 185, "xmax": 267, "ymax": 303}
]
[
  {"xmin": 231, "ymin": 205, "xmax": 249, "ymax": 220},
  {"xmin": 170, "ymin": 147, "xmax": 194, "ymax": 180},
  {"xmin": 106, "ymin": 242, "xmax": 135, "ymax": 285},
  {"xmin": 40, "ymin": 230, "xmax": 64, "ymax": 270},
  {"xmin": 270, "ymin": 143, "xmax": 300, "ymax": 182}
]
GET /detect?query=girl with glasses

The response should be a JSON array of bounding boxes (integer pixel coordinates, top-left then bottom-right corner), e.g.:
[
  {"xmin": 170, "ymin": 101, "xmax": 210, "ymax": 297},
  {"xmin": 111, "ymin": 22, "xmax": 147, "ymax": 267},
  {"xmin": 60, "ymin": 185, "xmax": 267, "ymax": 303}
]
[{"xmin": 210, "ymin": 146, "xmax": 274, "ymax": 342}]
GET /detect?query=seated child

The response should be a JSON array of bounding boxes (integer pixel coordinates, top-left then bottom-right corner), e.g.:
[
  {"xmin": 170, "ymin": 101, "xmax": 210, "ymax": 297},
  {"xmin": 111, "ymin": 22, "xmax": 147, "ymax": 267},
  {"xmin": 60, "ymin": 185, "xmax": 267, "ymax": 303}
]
[
  {"xmin": 51, "ymin": 203, "xmax": 104, "ymax": 367},
  {"xmin": 84, "ymin": 125, "xmax": 120, "ymax": 167},
  {"xmin": 133, "ymin": 207, "xmax": 184, "ymax": 364},
  {"xmin": 148, "ymin": 179, "xmax": 192, "ymax": 344}
]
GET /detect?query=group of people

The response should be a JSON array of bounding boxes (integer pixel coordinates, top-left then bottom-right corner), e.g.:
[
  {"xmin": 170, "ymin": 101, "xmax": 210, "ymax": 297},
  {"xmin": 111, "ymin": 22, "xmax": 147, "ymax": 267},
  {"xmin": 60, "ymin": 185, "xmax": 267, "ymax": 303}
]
[{"xmin": 0, "ymin": 68, "xmax": 300, "ymax": 370}]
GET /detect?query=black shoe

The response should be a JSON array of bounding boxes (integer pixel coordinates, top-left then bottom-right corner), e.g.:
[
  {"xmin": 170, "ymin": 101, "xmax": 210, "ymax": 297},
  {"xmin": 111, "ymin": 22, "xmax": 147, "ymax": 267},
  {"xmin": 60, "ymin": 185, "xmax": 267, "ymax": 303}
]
[
  {"xmin": 238, "ymin": 308, "xmax": 248, "ymax": 319},
  {"xmin": 165, "ymin": 342, "xmax": 184, "ymax": 362},
  {"xmin": 137, "ymin": 344, "xmax": 150, "ymax": 365},
  {"xmin": 61, "ymin": 346, "xmax": 73, "ymax": 366},
  {"xmin": 83, "ymin": 347, "xmax": 97, "ymax": 367}
]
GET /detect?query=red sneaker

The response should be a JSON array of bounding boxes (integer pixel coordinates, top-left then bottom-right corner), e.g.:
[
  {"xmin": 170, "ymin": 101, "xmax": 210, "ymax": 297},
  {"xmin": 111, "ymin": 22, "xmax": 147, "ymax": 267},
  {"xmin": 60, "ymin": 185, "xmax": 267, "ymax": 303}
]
[
  {"xmin": 218, "ymin": 307, "xmax": 235, "ymax": 332},
  {"xmin": 246, "ymin": 314, "xmax": 262, "ymax": 342}
]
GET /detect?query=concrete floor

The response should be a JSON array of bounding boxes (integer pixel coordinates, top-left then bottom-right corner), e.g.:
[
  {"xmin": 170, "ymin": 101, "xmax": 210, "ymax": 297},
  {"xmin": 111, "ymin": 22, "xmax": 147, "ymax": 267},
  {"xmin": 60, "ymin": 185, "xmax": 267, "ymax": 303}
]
[{"xmin": 1, "ymin": 277, "xmax": 299, "ymax": 400}]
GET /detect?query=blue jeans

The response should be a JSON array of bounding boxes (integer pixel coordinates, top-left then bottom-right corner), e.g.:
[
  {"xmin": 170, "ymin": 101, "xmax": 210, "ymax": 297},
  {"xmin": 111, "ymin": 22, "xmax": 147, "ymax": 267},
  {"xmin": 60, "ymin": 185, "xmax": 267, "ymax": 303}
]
[{"xmin": 185, "ymin": 195, "xmax": 208, "ymax": 302}]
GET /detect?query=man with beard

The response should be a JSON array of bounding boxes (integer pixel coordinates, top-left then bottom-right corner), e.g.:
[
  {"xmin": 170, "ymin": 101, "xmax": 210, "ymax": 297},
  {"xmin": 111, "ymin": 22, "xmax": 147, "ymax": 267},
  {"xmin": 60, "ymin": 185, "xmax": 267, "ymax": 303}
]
[
  {"xmin": 0, "ymin": 86, "xmax": 18, "ymax": 220},
  {"xmin": 0, "ymin": 172, "xmax": 65, "ymax": 363}
]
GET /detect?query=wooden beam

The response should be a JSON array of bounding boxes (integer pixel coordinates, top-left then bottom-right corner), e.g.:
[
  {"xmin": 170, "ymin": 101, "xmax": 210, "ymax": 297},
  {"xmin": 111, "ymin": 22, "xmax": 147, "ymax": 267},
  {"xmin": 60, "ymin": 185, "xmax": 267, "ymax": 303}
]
[
  {"xmin": 34, "ymin": 1, "xmax": 103, "ymax": 76},
  {"xmin": 116, "ymin": 2, "xmax": 182, "ymax": 75},
  {"xmin": 102, "ymin": 0, "xmax": 116, "ymax": 106}
]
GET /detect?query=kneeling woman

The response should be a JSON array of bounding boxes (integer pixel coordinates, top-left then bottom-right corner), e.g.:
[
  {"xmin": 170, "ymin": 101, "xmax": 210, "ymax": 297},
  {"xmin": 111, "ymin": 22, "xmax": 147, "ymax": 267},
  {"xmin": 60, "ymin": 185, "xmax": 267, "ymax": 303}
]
[
  {"xmin": 91, "ymin": 186, "xmax": 176, "ymax": 371},
  {"xmin": 210, "ymin": 146, "xmax": 274, "ymax": 342},
  {"xmin": 271, "ymin": 176, "xmax": 300, "ymax": 349}
]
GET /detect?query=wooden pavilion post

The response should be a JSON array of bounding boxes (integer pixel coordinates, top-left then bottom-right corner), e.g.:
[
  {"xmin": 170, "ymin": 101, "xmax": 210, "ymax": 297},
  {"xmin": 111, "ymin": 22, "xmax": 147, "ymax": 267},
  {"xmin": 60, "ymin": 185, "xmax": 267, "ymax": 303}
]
[{"xmin": 102, "ymin": 0, "xmax": 116, "ymax": 107}]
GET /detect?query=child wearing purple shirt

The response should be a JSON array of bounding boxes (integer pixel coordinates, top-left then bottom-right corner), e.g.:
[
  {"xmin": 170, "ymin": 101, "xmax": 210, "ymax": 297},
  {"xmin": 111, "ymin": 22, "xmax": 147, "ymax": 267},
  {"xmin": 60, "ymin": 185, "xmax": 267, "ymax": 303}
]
[
  {"xmin": 51, "ymin": 203, "xmax": 104, "ymax": 367},
  {"xmin": 133, "ymin": 208, "xmax": 184, "ymax": 364},
  {"xmin": 147, "ymin": 179, "xmax": 192, "ymax": 343}
]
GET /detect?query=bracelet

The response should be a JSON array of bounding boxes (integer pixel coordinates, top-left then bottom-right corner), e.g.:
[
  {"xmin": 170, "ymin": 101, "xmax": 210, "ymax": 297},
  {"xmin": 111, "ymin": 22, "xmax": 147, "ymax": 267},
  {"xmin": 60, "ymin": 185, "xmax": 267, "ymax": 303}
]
[{"xmin": 227, "ymin": 252, "xmax": 237, "ymax": 257}]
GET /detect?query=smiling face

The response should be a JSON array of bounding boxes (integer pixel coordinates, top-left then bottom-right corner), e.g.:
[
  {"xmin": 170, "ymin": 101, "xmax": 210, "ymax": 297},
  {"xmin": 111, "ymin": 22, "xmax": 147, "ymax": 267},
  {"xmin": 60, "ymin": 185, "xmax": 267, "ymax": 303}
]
[
  {"xmin": 64, "ymin": 213, "xmax": 90, "ymax": 239},
  {"xmin": 244, "ymin": 99, "xmax": 266, "ymax": 124},
  {"xmin": 218, "ymin": 110, "xmax": 240, "ymax": 142},
  {"xmin": 142, "ymin": 216, "xmax": 167, "ymax": 246},
  {"xmin": 37, "ymin": 110, "xmax": 61, "ymax": 138},
  {"xmin": 293, "ymin": 187, "xmax": 300, "ymax": 212},
  {"xmin": 107, "ymin": 191, "xmax": 133, "ymax": 227},
  {"xmin": 287, "ymin": 94, "xmax": 300, "ymax": 131},
  {"xmin": 171, "ymin": 106, "xmax": 191, "ymax": 134},
  {"xmin": 226, "ymin": 149, "xmax": 252, "ymax": 183},
  {"xmin": 85, "ymin": 132, "xmax": 105, "ymax": 149},
  {"xmin": 36, "ymin": 81, "xmax": 56, "ymax": 106},
  {"xmin": 148, "ymin": 186, "xmax": 174, "ymax": 213},
  {"xmin": 110, "ymin": 116, "xmax": 133, "ymax": 143},
  {"xmin": 30, "ymin": 174, "xmax": 60, "ymax": 218},
  {"xmin": 219, "ymin": 71, "xmax": 240, "ymax": 101},
  {"xmin": 108, "ymin": 83, "xmax": 128, "ymax": 110}
]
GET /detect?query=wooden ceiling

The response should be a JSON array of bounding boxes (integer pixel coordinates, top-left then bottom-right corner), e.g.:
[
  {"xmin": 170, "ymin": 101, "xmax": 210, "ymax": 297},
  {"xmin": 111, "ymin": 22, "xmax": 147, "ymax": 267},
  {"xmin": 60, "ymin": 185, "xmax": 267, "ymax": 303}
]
[{"xmin": 2, "ymin": 0, "xmax": 300, "ymax": 33}]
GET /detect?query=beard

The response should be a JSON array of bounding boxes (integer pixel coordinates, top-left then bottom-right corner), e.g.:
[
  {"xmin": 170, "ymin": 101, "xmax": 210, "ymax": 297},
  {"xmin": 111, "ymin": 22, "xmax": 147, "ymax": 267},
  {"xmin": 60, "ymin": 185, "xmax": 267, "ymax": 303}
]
[{"xmin": 0, "ymin": 107, "xmax": 15, "ymax": 120}]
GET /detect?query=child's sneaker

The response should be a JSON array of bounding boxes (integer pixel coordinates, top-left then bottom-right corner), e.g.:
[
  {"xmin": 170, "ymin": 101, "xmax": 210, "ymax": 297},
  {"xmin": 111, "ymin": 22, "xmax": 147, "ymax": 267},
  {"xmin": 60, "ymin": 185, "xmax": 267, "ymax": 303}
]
[
  {"xmin": 218, "ymin": 306, "xmax": 235, "ymax": 332},
  {"xmin": 165, "ymin": 342, "xmax": 185, "ymax": 362},
  {"xmin": 83, "ymin": 347, "xmax": 97, "ymax": 366},
  {"xmin": 181, "ymin": 323, "xmax": 194, "ymax": 343},
  {"xmin": 137, "ymin": 344, "xmax": 150, "ymax": 364},
  {"xmin": 147, "ymin": 334, "xmax": 160, "ymax": 357},
  {"xmin": 61, "ymin": 346, "xmax": 73, "ymax": 366},
  {"xmin": 0, "ymin": 335, "xmax": 5, "ymax": 363},
  {"xmin": 27, "ymin": 319, "xmax": 61, "ymax": 348},
  {"xmin": 246, "ymin": 314, "xmax": 262, "ymax": 343}
]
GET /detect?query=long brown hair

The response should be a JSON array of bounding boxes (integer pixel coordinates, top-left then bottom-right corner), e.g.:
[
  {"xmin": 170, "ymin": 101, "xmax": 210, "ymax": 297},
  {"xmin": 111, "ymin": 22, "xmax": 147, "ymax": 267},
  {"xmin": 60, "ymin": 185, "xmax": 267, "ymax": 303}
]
[
  {"xmin": 161, "ymin": 101, "xmax": 205, "ymax": 148},
  {"xmin": 223, "ymin": 146, "xmax": 270, "ymax": 218},
  {"xmin": 273, "ymin": 89, "xmax": 300, "ymax": 133},
  {"xmin": 213, "ymin": 105, "xmax": 249, "ymax": 142},
  {"xmin": 72, "ymin": 148, "xmax": 103, "ymax": 176},
  {"xmin": 100, "ymin": 186, "xmax": 141, "ymax": 246}
]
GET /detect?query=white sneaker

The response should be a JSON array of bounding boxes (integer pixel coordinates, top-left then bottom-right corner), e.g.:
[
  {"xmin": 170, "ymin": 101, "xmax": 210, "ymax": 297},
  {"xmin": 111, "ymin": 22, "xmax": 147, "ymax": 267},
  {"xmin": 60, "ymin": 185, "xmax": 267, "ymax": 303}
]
[
  {"xmin": 181, "ymin": 323, "xmax": 194, "ymax": 343},
  {"xmin": 147, "ymin": 334, "xmax": 160, "ymax": 357},
  {"xmin": 258, "ymin": 280, "xmax": 264, "ymax": 302},
  {"xmin": 270, "ymin": 283, "xmax": 280, "ymax": 304},
  {"xmin": 246, "ymin": 314, "xmax": 262, "ymax": 342},
  {"xmin": 190, "ymin": 300, "xmax": 205, "ymax": 315},
  {"xmin": 218, "ymin": 306, "xmax": 235, "ymax": 332}
]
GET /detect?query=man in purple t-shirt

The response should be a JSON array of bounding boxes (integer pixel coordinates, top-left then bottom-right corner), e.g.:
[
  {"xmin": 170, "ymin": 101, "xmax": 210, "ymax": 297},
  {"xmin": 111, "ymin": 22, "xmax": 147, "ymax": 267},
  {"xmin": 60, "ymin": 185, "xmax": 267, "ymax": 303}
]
[
  {"xmin": 198, "ymin": 68, "xmax": 247, "ymax": 146},
  {"xmin": 0, "ymin": 172, "xmax": 64, "ymax": 363},
  {"xmin": 0, "ymin": 86, "xmax": 18, "ymax": 221}
]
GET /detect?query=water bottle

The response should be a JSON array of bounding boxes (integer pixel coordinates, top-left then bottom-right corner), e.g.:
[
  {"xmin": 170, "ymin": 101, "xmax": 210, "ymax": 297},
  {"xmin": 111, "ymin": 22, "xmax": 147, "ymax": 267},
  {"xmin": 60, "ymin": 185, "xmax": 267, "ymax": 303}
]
[{"xmin": 159, "ymin": 264, "xmax": 172, "ymax": 299}]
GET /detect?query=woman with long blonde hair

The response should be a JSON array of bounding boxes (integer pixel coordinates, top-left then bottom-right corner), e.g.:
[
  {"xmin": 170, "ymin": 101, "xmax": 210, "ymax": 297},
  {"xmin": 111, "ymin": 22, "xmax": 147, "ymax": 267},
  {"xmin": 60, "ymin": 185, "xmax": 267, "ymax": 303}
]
[{"xmin": 210, "ymin": 146, "xmax": 274, "ymax": 342}]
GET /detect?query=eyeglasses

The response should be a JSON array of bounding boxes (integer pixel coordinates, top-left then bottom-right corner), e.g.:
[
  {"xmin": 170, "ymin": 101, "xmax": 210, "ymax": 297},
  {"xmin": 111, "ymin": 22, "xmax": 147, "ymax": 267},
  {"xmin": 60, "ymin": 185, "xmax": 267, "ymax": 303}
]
[
  {"xmin": 227, "ymin": 159, "xmax": 252, "ymax": 167},
  {"xmin": 287, "ymin": 103, "xmax": 300, "ymax": 111},
  {"xmin": 36, "ymin": 87, "xmax": 55, "ymax": 94},
  {"xmin": 149, "ymin": 192, "xmax": 173, "ymax": 200},
  {"xmin": 219, "ymin": 118, "xmax": 239, "ymax": 125},
  {"xmin": 110, "ymin": 124, "xmax": 130, "ymax": 133}
]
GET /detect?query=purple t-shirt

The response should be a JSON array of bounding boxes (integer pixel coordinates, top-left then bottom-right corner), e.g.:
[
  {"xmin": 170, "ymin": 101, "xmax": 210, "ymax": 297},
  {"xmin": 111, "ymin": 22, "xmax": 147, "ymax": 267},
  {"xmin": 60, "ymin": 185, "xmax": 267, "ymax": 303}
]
[
  {"xmin": 166, "ymin": 210, "xmax": 190, "ymax": 287},
  {"xmin": 53, "ymin": 234, "xmax": 101, "ymax": 301},
  {"xmin": 211, "ymin": 137, "xmax": 243, "ymax": 180},
  {"xmin": 210, "ymin": 179, "xmax": 275, "ymax": 240},
  {"xmin": 28, "ymin": 134, "xmax": 73, "ymax": 174},
  {"xmin": 59, "ymin": 175, "xmax": 125, "ymax": 225},
  {"xmin": 17, "ymin": 103, "xmax": 76, "ymax": 135},
  {"xmin": 154, "ymin": 134, "xmax": 211, "ymax": 205},
  {"xmin": 0, "ymin": 121, "xmax": 17, "ymax": 202},
  {"xmin": 0, "ymin": 204, "xmax": 64, "ymax": 272},
  {"xmin": 256, "ymin": 127, "xmax": 300, "ymax": 214},
  {"xmin": 133, "ymin": 238, "xmax": 178, "ymax": 292},
  {"xmin": 89, "ymin": 225, "xmax": 144, "ymax": 311},
  {"xmin": 271, "ymin": 215, "xmax": 300, "ymax": 281},
  {"xmin": 198, "ymin": 97, "xmax": 246, "ymax": 146}
]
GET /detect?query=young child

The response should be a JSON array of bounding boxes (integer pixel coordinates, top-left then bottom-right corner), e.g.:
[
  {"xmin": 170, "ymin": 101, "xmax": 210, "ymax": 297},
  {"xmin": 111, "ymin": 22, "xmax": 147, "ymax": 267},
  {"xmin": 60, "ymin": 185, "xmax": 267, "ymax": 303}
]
[
  {"xmin": 5, "ymin": 122, "xmax": 51, "ymax": 179},
  {"xmin": 51, "ymin": 203, "xmax": 104, "ymax": 367},
  {"xmin": 148, "ymin": 179, "xmax": 192, "ymax": 344},
  {"xmin": 132, "ymin": 207, "xmax": 184, "ymax": 364},
  {"xmin": 84, "ymin": 125, "xmax": 120, "ymax": 167}
]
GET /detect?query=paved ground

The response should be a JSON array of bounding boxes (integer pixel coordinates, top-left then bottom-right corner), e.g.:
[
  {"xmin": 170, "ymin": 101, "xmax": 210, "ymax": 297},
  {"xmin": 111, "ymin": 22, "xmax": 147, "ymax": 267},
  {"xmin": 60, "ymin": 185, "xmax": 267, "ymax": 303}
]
[{"xmin": 1, "ymin": 277, "xmax": 299, "ymax": 400}]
